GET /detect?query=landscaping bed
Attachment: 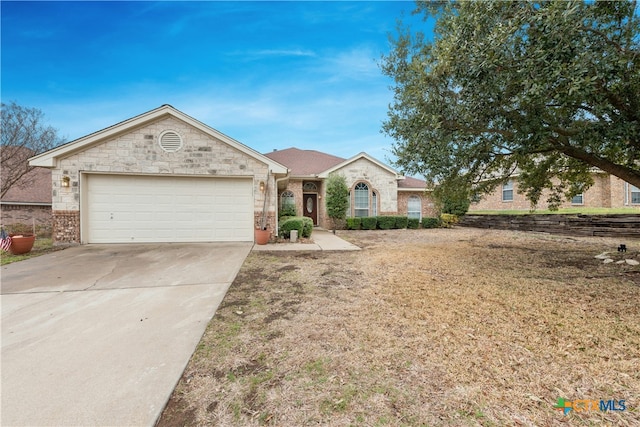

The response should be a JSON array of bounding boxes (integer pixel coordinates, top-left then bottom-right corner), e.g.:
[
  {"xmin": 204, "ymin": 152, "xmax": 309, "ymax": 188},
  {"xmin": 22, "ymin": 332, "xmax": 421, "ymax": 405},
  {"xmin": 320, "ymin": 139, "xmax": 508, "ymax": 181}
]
[{"xmin": 158, "ymin": 228, "xmax": 640, "ymax": 426}]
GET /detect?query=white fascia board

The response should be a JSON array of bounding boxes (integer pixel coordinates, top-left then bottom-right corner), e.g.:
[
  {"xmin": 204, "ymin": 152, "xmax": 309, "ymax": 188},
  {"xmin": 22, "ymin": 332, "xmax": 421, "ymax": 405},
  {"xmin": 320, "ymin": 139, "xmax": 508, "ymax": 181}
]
[
  {"xmin": 317, "ymin": 152, "xmax": 399, "ymax": 178},
  {"xmin": 397, "ymin": 187, "xmax": 432, "ymax": 192}
]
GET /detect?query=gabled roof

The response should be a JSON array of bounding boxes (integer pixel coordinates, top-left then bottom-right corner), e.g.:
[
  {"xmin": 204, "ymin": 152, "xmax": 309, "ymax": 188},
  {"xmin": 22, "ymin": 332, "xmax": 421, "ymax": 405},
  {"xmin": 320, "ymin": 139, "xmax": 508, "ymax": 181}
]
[
  {"xmin": 317, "ymin": 152, "xmax": 400, "ymax": 178},
  {"xmin": 29, "ymin": 105, "xmax": 287, "ymax": 174},
  {"xmin": 264, "ymin": 147, "xmax": 344, "ymax": 176},
  {"xmin": 1, "ymin": 167, "xmax": 52, "ymax": 205}
]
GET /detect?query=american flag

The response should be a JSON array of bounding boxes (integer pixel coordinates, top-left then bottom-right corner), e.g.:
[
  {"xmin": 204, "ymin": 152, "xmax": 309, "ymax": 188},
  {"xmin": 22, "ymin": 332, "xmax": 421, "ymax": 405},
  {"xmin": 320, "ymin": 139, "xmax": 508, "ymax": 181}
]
[{"xmin": 0, "ymin": 228, "xmax": 12, "ymax": 252}]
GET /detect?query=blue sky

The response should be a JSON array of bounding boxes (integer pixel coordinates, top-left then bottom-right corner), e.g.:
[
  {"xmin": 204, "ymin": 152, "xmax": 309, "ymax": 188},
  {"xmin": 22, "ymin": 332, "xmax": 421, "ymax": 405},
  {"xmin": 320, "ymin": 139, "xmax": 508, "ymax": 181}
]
[{"xmin": 2, "ymin": 1, "xmax": 432, "ymax": 165}]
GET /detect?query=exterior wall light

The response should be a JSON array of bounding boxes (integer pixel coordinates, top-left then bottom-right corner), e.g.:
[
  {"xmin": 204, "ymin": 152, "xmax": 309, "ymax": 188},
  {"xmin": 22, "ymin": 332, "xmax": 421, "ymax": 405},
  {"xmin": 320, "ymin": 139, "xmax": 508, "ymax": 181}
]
[
  {"xmin": 259, "ymin": 181, "xmax": 265, "ymax": 192},
  {"xmin": 61, "ymin": 176, "xmax": 71, "ymax": 188}
]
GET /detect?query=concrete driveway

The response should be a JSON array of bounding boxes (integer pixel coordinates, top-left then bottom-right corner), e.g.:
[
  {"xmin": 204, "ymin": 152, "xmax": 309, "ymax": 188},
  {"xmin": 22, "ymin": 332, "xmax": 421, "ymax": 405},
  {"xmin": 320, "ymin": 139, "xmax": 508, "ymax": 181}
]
[{"xmin": 1, "ymin": 242, "xmax": 252, "ymax": 427}]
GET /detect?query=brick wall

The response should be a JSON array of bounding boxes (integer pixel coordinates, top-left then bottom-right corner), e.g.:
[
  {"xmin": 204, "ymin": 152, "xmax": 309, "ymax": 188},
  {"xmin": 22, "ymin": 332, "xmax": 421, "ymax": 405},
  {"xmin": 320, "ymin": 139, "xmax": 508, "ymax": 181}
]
[
  {"xmin": 469, "ymin": 173, "xmax": 629, "ymax": 211},
  {"xmin": 397, "ymin": 191, "xmax": 437, "ymax": 219},
  {"xmin": 1, "ymin": 204, "xmax": 51, "ymax": 228}
]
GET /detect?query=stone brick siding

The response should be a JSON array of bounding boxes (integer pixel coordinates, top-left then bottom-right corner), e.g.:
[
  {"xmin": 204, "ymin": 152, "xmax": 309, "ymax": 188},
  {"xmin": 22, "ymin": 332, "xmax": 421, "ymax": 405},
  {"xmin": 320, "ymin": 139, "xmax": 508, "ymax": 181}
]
[
  {"xmin": 52, "ymin": 210, "xmax": 80, "ymax": 244},
  {"xmin": 52, "ymin": 116, "xmax": 275, "ymax": 243},
  {"xmin": 334, "ymin": 158, "xmax": 398, "ymax": 214},
  {"xmin": 1, "ymin": 204, "xmax": 52, "ymax": 228}
]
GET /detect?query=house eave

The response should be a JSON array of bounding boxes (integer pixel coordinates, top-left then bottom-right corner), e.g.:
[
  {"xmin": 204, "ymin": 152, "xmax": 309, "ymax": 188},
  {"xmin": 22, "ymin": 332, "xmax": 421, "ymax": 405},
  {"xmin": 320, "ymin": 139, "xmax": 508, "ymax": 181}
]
[
  {"xmin": 29, "ymin": 104, "xmax": 288, "ymax": 174},
  {"xmin": 397, "ymin": 187, "xmax": 432, "ymax": 192},
  {"xmin": 318, "ymin": 152, "xmax": 400, "ymax": 179}
]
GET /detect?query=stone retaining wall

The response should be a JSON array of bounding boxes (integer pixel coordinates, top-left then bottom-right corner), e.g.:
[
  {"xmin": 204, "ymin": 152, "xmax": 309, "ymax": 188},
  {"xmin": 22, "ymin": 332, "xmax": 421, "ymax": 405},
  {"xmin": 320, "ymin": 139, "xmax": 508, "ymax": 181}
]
[{"xmin": 460, "ymin": 214, "xmax": 640, "ymax": 238}]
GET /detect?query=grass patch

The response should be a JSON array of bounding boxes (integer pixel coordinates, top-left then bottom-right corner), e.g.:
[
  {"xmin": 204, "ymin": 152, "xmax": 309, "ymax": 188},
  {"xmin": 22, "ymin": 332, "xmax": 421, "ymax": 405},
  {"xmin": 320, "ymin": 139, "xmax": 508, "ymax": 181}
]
[
  {"xmin": 0, "ymin": 238, "xmax": 64, "ymax": 266},
  {"xmin": 158, "ymin": 229, "xmax": 640, "ymax": 426}
]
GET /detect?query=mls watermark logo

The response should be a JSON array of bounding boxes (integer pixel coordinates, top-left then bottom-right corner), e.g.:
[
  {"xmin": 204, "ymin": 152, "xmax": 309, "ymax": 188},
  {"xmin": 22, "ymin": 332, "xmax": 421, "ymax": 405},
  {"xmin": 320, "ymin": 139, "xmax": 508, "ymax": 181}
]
[{"xmin": 554, "ymin": 398, "xmax": 627, "ymax": 415}]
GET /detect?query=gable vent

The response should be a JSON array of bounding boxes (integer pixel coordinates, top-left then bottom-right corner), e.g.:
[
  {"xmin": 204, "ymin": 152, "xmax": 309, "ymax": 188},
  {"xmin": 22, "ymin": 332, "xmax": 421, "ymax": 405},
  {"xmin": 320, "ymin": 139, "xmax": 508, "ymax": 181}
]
[{"xmin": 159, "ymin": 131, "xmax": 183, "ymax": 152}]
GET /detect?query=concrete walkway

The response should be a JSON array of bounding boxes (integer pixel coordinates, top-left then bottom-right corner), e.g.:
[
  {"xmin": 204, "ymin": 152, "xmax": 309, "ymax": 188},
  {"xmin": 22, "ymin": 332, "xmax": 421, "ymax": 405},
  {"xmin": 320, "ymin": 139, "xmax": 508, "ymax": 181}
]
[{"xmin": 252, "ymin": 228, "xmax": 361, "ymax": 251}]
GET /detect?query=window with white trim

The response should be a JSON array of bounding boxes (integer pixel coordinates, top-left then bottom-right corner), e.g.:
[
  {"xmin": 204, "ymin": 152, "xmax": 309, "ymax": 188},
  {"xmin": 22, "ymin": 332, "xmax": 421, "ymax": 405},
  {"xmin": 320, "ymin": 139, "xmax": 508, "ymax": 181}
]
[
  {"xmin": 354, "ymin": 182, "xmax": 369, "ymax": 217},
  {"xmin": 502, "ymin": 180, "xmax": 514, "ymax": 202},
  {"xmin": 571, "ymin": 193, "xmax": 584, "ymax": 205},
  {"xmin": 408, "ymin": 196, "xmax": 422, "ymax": 219},
  {"xmin": 632, "ymin": 185, "xmax": 640, "ymax": 204},
  {"xmin": 281, "ymin": 191, "xmax": 295, "ymax": 209}
]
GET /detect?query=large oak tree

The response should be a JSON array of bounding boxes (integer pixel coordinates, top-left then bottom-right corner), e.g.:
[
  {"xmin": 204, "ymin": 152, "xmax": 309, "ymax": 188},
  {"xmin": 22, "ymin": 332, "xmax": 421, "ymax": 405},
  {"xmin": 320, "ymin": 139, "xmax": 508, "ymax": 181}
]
[{"xmin": 382, "ymin": 1, "xmax": 640, "ymax": 208}]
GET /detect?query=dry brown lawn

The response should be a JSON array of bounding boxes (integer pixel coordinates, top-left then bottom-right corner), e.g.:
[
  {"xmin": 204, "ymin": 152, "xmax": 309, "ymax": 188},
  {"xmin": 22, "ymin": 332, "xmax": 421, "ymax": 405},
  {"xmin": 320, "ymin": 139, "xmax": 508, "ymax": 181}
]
[{"xmin": 158, "ymin": 228, "xmax": 640, "ymax": 426}]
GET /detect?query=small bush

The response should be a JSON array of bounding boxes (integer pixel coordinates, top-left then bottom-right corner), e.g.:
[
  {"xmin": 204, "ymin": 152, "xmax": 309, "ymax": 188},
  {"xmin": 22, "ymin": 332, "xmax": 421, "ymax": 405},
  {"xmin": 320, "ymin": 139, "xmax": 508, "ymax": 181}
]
[
  {"xmin": 346, "ymin": 217, "xmax": 361, "ymax": 230},
  {"xmin": 407, "ymin": 218, "xmax": 420, "ymax": 229},
  {"xmin": 279, "ymin": 205, "xmax": 297, "ymax": 218},
  {"xmin": 279, "ymin": 217, "xmax": 304, "ymax": 238},
  {"xmin": 279, "ymin": 216, "xmax": 294, "ymax": 224},
  {"xmin": 422, "ymin": 217, "xmax": 441, "ymax": 229},
  {"xmin": 395, "ymin": 216, "xmax": 408, "ymax": 229},
  {"xmin": 376, "ymin": 216, "xmax": 395, "ymax": 230},
  {"xmin": 301, "ymin": 217, "xmax": 314, "ymax": 238},
  {"xmin": 440, "ymin": 213, "xmax": 459, "ymax": 228},
  {"xmin": 361, "ymin": 217, "xmax": 377, "ymax": 230}
]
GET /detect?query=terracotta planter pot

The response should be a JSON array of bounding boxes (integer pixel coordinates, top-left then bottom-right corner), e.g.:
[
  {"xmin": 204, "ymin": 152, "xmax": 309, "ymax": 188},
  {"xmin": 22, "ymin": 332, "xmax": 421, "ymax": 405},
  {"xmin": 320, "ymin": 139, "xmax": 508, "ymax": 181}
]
[
  {"xmin": 9, "ymin": 234, "xmax": 36, "ymax": 255},
  {"xmin": 254, "ymin": 228, "xmax": 271, "ymax": 245}
]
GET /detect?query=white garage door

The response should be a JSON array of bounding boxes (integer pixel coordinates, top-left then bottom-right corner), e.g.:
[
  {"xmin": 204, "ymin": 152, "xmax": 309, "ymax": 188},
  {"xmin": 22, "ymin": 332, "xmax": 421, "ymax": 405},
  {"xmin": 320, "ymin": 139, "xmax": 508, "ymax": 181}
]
[{"xmin": 85, "ymin": 174, "xmax": 253, "ymax": 243}]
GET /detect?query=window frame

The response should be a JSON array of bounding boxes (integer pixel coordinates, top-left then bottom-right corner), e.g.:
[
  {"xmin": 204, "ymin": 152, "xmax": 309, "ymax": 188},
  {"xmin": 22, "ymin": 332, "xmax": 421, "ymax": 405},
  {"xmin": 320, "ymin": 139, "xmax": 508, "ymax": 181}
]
[
  {"xmin": 632, "ymin": 185, "xmax": 640, "ymax": 204},
  {"xmin": 280, "ymin": 190, "xmax": 295, "ymax": 210},
  {"xmin": 407, "ymin": 195, "xmax": 422, "ymax": 220},
  {"xmin": 354, "ymin": 182, "xmax": 369, "ymax": 217},
  {"xmin": 502, "ymin": 180, "xmax": 514, "ymax": 202}
]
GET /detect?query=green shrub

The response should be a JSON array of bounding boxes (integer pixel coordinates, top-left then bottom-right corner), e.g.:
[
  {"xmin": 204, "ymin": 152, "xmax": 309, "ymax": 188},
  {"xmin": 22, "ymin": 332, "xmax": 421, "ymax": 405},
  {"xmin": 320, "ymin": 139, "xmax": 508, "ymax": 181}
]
[
  {"xmin": 407, "ymin": 218, "xmax": 420, "ymax": 229},
  {"xmin": 376, "ymin": 216, "xmax": 395, "ymax": 230},
  {"xmin": 279, "ymin": 205, "xmax": 297, "ymax": 218},
  {"xmin": 346, "ymin": 217, "xmax": 361, "ymax": 230},
  {"xmin": 361, "ymin": 217, "xmax": 377, "ymax": 230},
  {"xmin": 440, "ymin": 213, "xmax": 459, "ymax": 228},
  {"xmin": 279, "ymin": 216, "xmax": 294, "ymax": 224},
  {"xmin": 301, "ymin": 217, "xmax": 314, "ymax": 238},
  {"xmin": 422, "ymin": 217, "xmax": 441, "ymax": 229},
  {"xmin": 279, "ymin": 217, "xmax": 303, "ymax": 238},
  {"xmin": 395, "ymin": 216, "xmax": 408, "ymax": 229}
]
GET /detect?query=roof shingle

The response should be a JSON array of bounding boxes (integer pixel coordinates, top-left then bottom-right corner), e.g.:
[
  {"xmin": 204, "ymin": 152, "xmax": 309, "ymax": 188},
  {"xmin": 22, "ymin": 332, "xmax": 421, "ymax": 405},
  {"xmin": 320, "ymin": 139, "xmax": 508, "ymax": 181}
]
[{"xmin": 264, "ymin": 147, "xmax": 345, "ymax": 176}]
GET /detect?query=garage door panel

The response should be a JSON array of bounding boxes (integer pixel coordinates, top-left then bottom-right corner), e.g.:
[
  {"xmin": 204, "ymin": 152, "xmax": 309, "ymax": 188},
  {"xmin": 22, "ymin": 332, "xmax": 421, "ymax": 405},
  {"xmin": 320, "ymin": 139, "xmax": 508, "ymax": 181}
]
[{"xmin": 86, "ymin": 175, "xmax": 253, "ymax": 243}]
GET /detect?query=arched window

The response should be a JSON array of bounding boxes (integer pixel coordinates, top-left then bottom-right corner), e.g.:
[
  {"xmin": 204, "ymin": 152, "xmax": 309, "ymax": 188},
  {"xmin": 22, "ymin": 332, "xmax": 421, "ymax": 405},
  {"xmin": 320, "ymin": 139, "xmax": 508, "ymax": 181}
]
[
  {"xmin": 408, "ymin": 196, "xmax": 421, "ymax": 220},
  {"xmin": 281, "ymin": 190, "xmax": 295, "ymax": 210},
  {"xmin": 303, "ymin": 182, "xmax": 318, "ymax": 192},
  {"xmin": 354, "ymin": 182, "xmax": 369, "ymax": 217}
]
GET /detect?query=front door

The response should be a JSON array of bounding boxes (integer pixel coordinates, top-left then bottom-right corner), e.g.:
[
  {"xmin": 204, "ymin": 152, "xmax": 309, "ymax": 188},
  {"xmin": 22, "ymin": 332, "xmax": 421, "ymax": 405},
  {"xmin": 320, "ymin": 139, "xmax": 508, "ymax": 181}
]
[{"xmin": 303, "ymin": 193, "xmax": 318, "ymax": 225}]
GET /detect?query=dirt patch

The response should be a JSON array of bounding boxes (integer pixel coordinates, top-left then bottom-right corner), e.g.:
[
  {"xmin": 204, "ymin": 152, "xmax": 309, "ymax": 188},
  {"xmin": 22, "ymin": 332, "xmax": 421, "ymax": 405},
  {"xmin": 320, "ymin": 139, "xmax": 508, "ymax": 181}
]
[{"xmin": 157, "ymin": 228, "xmax": 640, "ymax": 426}]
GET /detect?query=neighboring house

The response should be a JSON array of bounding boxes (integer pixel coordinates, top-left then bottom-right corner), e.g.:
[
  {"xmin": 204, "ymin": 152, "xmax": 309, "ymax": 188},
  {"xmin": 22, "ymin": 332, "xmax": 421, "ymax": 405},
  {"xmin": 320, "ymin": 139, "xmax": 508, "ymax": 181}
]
[
  {"xmin": 29, "ymin": 105, "xmax": 434, "ymax": 244},
  {"xmin": 0, "ymin": 166, "xmax": 52, "ymax": 228},
  {"xmin": 469, "ymin": 172, "xmax": 640, "ymax": 211},
  {"xmin": 264, "ymin": 148, "xmax": 435, "ymax": 229}
]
